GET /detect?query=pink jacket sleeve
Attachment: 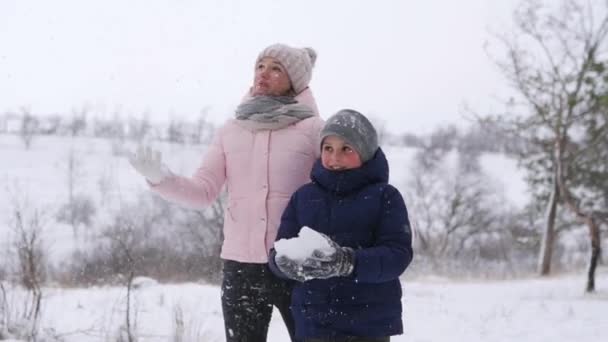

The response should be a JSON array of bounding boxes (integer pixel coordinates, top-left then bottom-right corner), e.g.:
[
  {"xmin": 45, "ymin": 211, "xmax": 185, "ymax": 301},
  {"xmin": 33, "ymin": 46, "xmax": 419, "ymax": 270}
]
[
  {"xmin": 150, "ymin": 87, "xmax": 320, "ymax": 209},
  {"xmin": 150, "ymin": 128, "xmax": 226, "ymax": 209}
]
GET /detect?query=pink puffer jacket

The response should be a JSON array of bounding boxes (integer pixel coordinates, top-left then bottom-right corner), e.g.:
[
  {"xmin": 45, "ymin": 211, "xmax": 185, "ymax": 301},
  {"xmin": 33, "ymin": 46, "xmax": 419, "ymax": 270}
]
[{"xmin": 151, "ymin": 88, "xmax": 324, "ymax": 263}]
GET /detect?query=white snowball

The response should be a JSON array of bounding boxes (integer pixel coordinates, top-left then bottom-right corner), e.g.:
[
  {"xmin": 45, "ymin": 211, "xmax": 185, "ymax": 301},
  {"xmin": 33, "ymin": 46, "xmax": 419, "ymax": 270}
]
[{"xmin": 275, "ymin": 226, "xmax": 334, "ymax": 261}]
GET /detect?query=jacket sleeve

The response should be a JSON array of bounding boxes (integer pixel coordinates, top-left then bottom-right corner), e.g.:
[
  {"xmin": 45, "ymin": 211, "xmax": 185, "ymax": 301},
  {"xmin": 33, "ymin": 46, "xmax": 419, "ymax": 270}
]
[
  {"xmin": 268, "ymin": 192, "xmax": 302, "ymax": 279},
  {"xmin": 268, "ymin": 248, "xmax": 292, "ymax": 280},
  {"xmin": 149, "ymin": 126, "xmax": 226, "ymax": 209},
  {"xmin": 353, "ymin": 186, "xmax": 414, "ymax": 283}
]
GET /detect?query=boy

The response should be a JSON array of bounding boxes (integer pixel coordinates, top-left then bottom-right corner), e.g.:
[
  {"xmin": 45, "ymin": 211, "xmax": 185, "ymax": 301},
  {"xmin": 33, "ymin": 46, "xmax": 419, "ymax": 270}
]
[{"xmin": 269, "ymin": 109, "xmax": 414, "ymax": 342}]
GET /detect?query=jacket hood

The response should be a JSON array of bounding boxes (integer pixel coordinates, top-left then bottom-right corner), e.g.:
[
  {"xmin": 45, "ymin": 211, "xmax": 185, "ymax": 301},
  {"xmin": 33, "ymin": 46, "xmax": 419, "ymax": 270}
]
[{"xmin": 310, "ymin": 147, "xmax": 389, "ymax": 196}]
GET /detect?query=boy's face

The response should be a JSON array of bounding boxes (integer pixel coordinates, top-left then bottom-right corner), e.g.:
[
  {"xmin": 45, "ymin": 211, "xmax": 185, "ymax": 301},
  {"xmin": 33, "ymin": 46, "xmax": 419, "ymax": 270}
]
[{"xmin": 321, "ymin": 135, "xmax": 363, "ymax": 170}]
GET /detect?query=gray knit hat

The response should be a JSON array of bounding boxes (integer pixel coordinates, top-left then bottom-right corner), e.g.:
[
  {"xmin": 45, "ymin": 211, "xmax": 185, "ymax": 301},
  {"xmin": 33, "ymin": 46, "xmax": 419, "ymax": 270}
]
[
  {"xmin": 320, "ymin": 109, "xmax": 378, "ymax": 163},
  {"xmin": 256, "ymin": 43, "xmax": 317, "ymax": 94}
]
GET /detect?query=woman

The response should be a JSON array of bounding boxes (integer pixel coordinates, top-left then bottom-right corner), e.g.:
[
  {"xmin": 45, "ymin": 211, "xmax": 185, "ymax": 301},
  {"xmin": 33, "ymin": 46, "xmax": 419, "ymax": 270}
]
[{"xmin": 128, "ymin": 43, "xmax": 323, "ymax": 342}]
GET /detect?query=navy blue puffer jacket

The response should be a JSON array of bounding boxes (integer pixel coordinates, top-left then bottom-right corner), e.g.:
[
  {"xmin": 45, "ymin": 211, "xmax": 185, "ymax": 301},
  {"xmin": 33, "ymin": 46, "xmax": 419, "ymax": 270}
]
[{"xmin": 269, "ymin": 148, "xmax": 413, "ymax": 339}]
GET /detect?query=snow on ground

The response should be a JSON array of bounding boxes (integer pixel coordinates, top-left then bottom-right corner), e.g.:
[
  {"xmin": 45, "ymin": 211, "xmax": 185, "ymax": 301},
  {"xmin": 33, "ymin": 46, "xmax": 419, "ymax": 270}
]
[
  {"xmin": 3, "ymin": 134, "xmax": 573, "ymax": 342},
  {"xmin": 9, "ymin": 271, "xmax": 601, "ymax": 341}
]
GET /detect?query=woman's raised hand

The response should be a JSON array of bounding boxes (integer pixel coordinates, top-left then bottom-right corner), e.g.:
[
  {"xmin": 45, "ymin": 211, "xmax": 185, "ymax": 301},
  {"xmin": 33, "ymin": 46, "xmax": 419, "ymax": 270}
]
[{"xmin": 128, "ymin": 146, "xmax": 170, "ymax": 184}]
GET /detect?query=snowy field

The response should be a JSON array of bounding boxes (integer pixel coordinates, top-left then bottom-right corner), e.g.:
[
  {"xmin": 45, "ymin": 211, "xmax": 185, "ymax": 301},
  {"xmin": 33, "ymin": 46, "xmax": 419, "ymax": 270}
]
[
  {"xmin": 2, "ymin": 271, "xmax": 604, "ymax": 341},
  {"xmin": 5, "ymin": 134, "xmax": 603, "ymax": 342}
]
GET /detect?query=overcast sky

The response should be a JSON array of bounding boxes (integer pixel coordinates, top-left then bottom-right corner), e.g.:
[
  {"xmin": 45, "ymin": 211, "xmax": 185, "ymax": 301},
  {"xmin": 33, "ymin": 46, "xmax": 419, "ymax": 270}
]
[{"xmin": 0, "ymin": 0, "xmax": 520, "ymax": 133}]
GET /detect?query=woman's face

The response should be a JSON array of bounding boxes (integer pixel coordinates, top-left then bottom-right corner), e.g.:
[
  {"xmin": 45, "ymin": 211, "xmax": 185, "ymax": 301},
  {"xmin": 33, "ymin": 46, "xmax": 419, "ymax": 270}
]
[
  {"xmin": 321, "ymin": 135, "xmax": 363, "ymax": 170},
  {"xmin": 252, "ymin": 57, "xmax": 292, "ymax": 96}
]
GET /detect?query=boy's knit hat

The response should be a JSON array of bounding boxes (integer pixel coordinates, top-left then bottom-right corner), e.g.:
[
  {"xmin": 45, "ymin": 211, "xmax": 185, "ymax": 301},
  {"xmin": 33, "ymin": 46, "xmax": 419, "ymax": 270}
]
[
  {"xmin": 320, "ymin": 109, "xmax": 378, "ymax": 163},
  {"xmin": 256, "ymin": 43, "xmax": 317, "ymax": 94}
]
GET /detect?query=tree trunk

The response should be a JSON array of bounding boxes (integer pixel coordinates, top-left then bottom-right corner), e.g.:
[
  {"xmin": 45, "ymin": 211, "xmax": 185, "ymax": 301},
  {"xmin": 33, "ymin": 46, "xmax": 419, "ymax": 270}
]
[
  {"xmin": 585, "ymin": 217, "xmax": 601, "ymax": 292},
  {"xmin": 538, "ymin": 175, "xmax": 559, "ymax": 276},
  {"xmin": 555, "ymin": 141, "xmax": 602, "ymax": 292}
]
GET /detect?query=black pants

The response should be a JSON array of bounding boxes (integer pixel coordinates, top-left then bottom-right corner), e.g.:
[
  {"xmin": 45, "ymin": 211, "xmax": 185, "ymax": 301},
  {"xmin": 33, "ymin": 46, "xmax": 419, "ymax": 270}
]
[
  {"xmin": 305, "ymin": 338, "xmax": 389, "ymax": 342},
  {"xmin": 221, "ymin": 259, "xmax": 298, "ymax": 342}
]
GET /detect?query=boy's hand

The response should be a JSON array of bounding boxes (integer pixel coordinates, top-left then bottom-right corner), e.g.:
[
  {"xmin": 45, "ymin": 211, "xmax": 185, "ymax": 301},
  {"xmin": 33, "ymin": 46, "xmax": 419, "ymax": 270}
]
[
  {"xmin": 301, "ymin": 234, "xmax": 355, "ymax": 279},
  {"xmin": 275, "ymin": 255, "xmax": 306, "ymax": 282}
]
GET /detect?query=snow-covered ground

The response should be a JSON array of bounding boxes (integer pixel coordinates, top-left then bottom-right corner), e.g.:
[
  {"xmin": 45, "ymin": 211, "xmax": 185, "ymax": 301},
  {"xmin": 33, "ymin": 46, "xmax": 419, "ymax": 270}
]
[
  {"xmin": 2, "ymin": 271, "xmax": 602, "ymax": 341},
  {"xmin": 7, "ymin": 133, "xmax": 600, "ymax": 342}
]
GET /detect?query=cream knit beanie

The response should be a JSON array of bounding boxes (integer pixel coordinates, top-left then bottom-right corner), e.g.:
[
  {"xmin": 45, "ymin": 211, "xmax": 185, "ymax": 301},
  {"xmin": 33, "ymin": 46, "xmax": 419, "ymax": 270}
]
[{"xmin": 256, "ymin": 43, "xmax": 317, "ymax": 94}]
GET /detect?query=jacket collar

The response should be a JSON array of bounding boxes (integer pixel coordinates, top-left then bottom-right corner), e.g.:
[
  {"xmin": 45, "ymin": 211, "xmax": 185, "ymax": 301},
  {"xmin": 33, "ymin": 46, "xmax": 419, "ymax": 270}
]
[{"xmin": 310, "ymin": 148, "xmax": 389, "ymax": 196}]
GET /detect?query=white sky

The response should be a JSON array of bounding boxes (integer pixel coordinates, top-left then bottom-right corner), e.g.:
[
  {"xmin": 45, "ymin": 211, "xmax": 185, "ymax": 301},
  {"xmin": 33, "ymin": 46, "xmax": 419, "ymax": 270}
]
[{"xmin": 0, "ymin": 0, "xmax": 520, "ymax": 133}]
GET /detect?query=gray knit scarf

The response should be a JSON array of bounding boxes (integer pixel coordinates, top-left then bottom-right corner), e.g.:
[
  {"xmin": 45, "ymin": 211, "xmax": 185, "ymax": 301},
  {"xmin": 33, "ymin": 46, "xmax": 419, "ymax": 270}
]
[{"xmin": 234, "ymin": 96, "xmax": 315, "ymax": 131}]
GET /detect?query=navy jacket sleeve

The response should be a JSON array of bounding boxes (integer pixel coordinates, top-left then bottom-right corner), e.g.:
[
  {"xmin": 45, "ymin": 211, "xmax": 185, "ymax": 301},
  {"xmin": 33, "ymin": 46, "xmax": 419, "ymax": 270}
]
[
  {"xmin": 353, "ymin": 186, "xmax": 413, "ymax": 283},
  {"xmin": 268, "ymin": 191, "xmax": 302, "ymax": 279},
  {"xmin": 268, "ymin": 248, "xmax": 292, "ymax": 280}
]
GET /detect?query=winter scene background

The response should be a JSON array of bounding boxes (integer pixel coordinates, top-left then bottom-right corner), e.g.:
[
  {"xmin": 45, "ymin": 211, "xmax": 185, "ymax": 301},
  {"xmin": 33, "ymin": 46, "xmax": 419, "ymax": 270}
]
[{"xmin": 2, "ymin": 0, "xmax": 608, "ymax": 341}]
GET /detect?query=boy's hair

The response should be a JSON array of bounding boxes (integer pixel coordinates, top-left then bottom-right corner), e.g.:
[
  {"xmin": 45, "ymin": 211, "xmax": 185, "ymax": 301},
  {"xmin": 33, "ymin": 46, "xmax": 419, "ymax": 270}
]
[{"xmin": 320, "ymin": 109, "xmax": 378, "ymax": 163}]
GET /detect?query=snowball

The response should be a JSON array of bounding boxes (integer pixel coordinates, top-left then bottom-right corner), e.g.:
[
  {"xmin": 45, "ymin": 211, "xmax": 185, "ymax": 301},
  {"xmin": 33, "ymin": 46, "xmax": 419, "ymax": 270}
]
[{"xmin": 275, "ymin": 226, "xmax": 335, "ymax": 261}]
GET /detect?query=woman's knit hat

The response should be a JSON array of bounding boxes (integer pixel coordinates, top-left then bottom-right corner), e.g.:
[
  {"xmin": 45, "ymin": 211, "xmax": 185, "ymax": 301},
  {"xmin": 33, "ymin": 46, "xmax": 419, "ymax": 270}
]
[
  {"xmin": 256, "ymin": 43, "xmax": 317, "ymax": 94},
  {"xmin": 320, "ymin": 109, "xmax": 379, "ymax": 163}
]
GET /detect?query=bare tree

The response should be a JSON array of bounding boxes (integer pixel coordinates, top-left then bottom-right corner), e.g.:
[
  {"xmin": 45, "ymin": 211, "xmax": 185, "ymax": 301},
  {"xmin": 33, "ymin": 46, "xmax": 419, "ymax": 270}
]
[
  {"xmin": 0, "ymin": 282, "xmax": 9, "ymax": 338},
  {"xmin": 103, "ymin": 217, "xmax": 140, "ymax": 342},
  {"xmin": 65, "ymin": 192, "xmax": 224, "ymax": 286},
  {"xmin": 167, "ymin": 118, "xmax": 186, "ymax": 144},
  {"xmin": 39, "ymin": 115, "xmax": 62, "ymax": 135},
  {"xmin": 193, "ymin": 107, "xmax": 213, "ymax": 145},
  {"xmin": 179, "ymin": 197, "xmax": 224, "ymax": 261},
  {"xmin": 68, "ymin": 106, "xmax": 88, "ymax": 137},
  {"xmin": 4, "ymin": 195, "xmax": 48, "ymax": 340},
  {"xmin": 408, "ymin": 144, "xmax": 507, "ymax": 268},
  {"xmin": 487, "ymin": 0, "xmax": 608, "ymax": 291},
  {"xmin": 19, "ymin": 108, "xmax": 38, "ymax": 150},
  {"xmin": 97, "ymin": 166, "xmax": 115, "ymax": 208},
  {"xmin": 171, "ymin": 305, "xmax": 184, "ymax": 342},
  {"xmin": 93, "ymin": 115, "xmax": 125, "ymax": 139},
  {"xmin": 66, "ymin": 149, "xmax": 81, "ymax": 231},
  {"xmin": 128, "ymin": 114, "xmax": 152, "ymax": 142},
  {"xmin": 400, "ymin": 132, "xmax": 424, "ymax": 148},
  {"xmin": 56, "ymin": 149, "xmax": 96, "ymax": 238}
]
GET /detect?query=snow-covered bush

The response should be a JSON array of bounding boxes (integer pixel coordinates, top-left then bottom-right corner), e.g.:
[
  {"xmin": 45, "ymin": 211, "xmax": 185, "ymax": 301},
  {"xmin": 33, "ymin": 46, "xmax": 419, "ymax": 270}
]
[{"xmin": 60, "ymin": 194, "xmax": 223, "ymax": 286}]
